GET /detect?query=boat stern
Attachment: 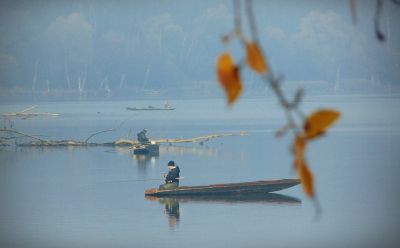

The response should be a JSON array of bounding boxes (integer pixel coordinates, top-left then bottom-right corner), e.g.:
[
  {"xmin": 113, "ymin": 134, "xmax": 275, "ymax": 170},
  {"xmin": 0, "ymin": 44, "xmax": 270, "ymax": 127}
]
[{"xmin": 145, "ymin": 188, "xmax": 158, "ymax": 196}]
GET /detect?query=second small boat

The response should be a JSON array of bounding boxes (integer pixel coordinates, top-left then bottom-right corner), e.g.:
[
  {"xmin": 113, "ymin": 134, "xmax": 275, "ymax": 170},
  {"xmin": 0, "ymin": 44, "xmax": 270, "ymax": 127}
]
[{"xmin": 145, "ymin": 179, "xmax": 300, "ymax": 197}]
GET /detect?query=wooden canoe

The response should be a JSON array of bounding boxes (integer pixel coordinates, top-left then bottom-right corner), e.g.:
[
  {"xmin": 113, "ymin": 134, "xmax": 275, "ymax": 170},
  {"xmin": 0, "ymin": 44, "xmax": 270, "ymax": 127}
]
[
  {"xmin": 145, "ymin": 179, "xmax": 300, "ymax": 197},
  {"xmin": 145, "ymin": 192, "xmax": 301, "ymax": 204}
]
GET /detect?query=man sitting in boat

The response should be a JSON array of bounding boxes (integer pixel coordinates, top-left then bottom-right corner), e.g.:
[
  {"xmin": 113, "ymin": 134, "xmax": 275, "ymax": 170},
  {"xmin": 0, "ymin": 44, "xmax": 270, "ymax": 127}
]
[
  {"xmin": 137, "ymin": 128, "xmax": 150, "ymax": 144},
  {"xmin": 159, "ymin": 161, "xmax": 180, "ymax": 190}
]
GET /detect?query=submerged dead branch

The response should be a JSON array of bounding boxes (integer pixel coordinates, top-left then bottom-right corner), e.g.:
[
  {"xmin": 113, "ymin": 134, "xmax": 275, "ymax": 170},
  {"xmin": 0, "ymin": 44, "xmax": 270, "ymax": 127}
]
[
  {"xmin": 155, "ymin": 132, "xmax": 248, "ymax": 144},
  {"xmin": 0, "ymin": 105, "xmax": 60, "ymax": 119},
  {"xmin": 84, "ymin": 128, "xmax": 116, "ymax": 143},
  {"xmin": 11, "ymin": 131, "xmax": 247, "ymax": 148},
  {"xmin": 0, "ymin": 128, "xmax": 48, "ymax": 142}
]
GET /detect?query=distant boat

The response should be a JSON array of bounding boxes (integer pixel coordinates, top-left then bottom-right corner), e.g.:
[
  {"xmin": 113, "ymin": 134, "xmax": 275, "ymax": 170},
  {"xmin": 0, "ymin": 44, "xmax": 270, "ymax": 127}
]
[
  {"xmin": 126, "ymin": 103, "xmax": 175, "ymax": 111},
  {"xmin": 133, "ymin": 144, "xmax": 159, "ymax": 155},
  {"xmin": 145, "ymin": 179, "xmax": 300, "ymax": 197}
]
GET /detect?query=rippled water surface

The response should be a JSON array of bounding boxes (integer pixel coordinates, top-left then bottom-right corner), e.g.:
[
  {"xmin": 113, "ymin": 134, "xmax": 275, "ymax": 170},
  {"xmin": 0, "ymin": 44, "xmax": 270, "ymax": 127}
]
[{"xmin": 1, "ymin": 96, "xmax": 400, "ymax": 248}]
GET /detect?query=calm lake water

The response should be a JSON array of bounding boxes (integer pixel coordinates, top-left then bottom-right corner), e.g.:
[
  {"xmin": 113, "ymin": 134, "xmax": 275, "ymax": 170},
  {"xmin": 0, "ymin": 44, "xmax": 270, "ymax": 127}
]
[{"xmin": 1, "ymin": 96, "xmax": 400, "ymax": 248}]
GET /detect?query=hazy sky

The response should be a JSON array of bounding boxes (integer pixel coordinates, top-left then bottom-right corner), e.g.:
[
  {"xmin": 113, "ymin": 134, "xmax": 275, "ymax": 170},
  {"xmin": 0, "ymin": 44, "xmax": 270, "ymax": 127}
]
[{"xmin": 0, "ymin": 0, "xmax": 399, "ymax": 95}]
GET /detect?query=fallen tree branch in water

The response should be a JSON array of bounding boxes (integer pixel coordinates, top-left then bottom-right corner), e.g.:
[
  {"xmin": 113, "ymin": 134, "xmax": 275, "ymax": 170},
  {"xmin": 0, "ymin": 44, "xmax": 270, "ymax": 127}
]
[
  {"xmin": 0, "ymin": 105, "xmax": 60, "ymax": 119},
  {"xmin": 0, "ymin": 128, "xmax": 48, "ymax": 142},
  {"xmin": 154, "ymin": 132, "xmax": 248, "ymax": 144},
  {"xmin": 13, "ymin": 132, "xmax": 248, "ymax": 147},
  {"xmin": 84, "ymin": 128, "xmax": 116, "ymax": 143}
]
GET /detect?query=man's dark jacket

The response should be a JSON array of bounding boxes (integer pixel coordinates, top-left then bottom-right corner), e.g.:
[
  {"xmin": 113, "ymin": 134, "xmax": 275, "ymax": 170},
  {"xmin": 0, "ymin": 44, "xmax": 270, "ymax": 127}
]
[{"xmin": 165, "ymin": 166, "xmax": 180, "ymax": 184}]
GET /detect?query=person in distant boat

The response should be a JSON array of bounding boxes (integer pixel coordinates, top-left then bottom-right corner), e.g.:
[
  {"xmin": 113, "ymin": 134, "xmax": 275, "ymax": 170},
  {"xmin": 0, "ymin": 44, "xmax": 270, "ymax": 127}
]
[
  {"xmin": 137, "ymin": 128, "xmax": 150, "ymax": 144},
  {"xmin": 159, "ymin": 161, "xmax": 180, "ymax": 190}
]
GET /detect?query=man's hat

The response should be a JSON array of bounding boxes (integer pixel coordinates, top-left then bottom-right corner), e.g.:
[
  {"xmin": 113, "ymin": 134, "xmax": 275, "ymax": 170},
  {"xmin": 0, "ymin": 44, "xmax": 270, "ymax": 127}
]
[{"xmin": 168, "ymin": 161, "xmax": 175, "ymax": 167}]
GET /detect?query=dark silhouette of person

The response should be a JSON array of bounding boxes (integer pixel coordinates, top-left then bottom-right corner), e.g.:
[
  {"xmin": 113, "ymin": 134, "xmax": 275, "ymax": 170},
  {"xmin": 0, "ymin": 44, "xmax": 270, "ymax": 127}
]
[
  {"xmin": 159, "ymin": 161, "xmax": 180, "ymax": 190},
  {"xmin": 137, "ymin": 128, "xmax": 150, "ymax": 144}
]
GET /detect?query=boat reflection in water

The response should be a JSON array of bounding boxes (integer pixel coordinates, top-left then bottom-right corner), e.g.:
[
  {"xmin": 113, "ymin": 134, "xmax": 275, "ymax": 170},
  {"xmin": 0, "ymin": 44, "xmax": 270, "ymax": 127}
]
[
  {"xmin": 145, "ymin": 193, "xmax": 301, "ymax": 229},
  {"xmin": 131, "ymin": 154, "xmax": 158, "ymax": 174},
  {"xmin": 129, "ymin": 145, "xmax": 222, "ymax": 173}
]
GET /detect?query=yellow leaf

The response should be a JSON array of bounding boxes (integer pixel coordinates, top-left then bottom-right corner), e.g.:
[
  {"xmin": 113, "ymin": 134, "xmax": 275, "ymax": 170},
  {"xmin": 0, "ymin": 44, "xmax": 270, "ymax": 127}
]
[
  {"xmin": 293, "ymin": 135, "xmax": 314, "ymax": 198},
  {"xmin": 216, "ymin": 52, "xmax": 242, "ymax": 105},
  {"xmin": 298, "ymin": 162, "xmax": 314, "ymax": 198},
  {"xmin": 293, "ymin": 135, "xmax": 306, "ymax": 169},
  {"xmin": 216, "ymin": 53, "xmax": 236, "ymax": 86},
  {"xmin": 304, "ymin": 109, "xmax": 340, "ymax": 139},
  {"xmin": 246, "ymin": 42, "xmax": 267, "ymax": 75}
]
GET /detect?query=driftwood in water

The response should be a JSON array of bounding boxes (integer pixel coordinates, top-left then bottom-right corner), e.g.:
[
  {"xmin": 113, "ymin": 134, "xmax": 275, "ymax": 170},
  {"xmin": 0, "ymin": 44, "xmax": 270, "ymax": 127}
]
[
  {"xmin": 1, "ymin": 128, "xmax": 247, "ymax": 148},
  {"xmin": 0, "ymin": 128, "xmax": 116, "ymax": 147},
  {"xmin": 18, "ymin": 140, "xmax": 117, "ymax": 147},
  {"xmin": 155, "ymin": 132, "xmax": 247, "ymax": 144},
  {"xmin": 0, "ymin": 105, "xmax": 60, "ymax": 119},
  {"xmin": 0, "ymin": 128, "xmax": 46, "ymax": 142}
]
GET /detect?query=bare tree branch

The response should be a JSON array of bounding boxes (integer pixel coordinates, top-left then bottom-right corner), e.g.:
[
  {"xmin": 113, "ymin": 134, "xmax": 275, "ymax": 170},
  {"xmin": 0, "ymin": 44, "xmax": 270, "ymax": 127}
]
[
  {"xmin": 85, "ymin": 128, "xmax": 116, "ymax": 143},
  {"xmin": 0, "ymin": 128, "xmax": 48, "ymax": 142}
]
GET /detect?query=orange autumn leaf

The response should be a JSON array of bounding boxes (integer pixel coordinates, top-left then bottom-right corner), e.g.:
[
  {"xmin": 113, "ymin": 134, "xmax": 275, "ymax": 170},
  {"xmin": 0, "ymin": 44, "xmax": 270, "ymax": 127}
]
[
  {"xmin": 293, "ymin": 135, "xmax": 314, "ymax": 198},
  {"xmin": 216, "ymin": 52, "xmax": 242, "ymax": 105},
  {"xmin": 298, "ymin": 162, "xmax": 314, "ymax": 198},
  {"xmin": 246, "ymin": 42, "xmax": 267, "ymax": 75},
  {"xmin": 304, "ymin": 109, "xmax": 340, "ymax": 139},
  {"xmin": 293, "ymin": 134, "xmax": 306, "ymax": 169}
]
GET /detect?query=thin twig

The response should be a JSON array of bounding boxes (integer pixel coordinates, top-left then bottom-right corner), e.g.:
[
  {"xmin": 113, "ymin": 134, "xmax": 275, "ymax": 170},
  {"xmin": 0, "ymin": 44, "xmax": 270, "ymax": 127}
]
[
  {"xmin": 234, "ymin": 0, "xmax": 242, "ymax": 32},
  {"xmin": 294, "ymin": 108, "xmax": 306, "ymax": 122},
  {"xmin": 19, "ymin": 105, "xmax": 37, "ymax": 113},
  {"xmin": 85, "ymin": 119, "xmax": 126, "ymax": 143},
  {"xmin": 374, "ymin": 0, "xmax": 385, "ymax": 42},
  {"xmin": 85, "ymin": 128, "xmax": 116, "ymax": 143},
  {"xmin": 245, "ymin": 0, "xmax": 259, "ymax": 42}
]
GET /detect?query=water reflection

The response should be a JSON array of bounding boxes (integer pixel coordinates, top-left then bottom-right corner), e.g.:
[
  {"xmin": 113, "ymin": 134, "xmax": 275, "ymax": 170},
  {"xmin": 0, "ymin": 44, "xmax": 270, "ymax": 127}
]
[
  {"xmin": 146, "ymin": 193, "xmax": 301, "ymax": 229},
  {"xmin": 160, "ymin": 145, "xmax": 220, "ymax": 157},
  {"xmin": 126, "ymin": 144, "xmax": 225, "ymax": 173},
  {"xmin": 119, "ymin": 144, "xmax": 221, "ymax": 158},
  {"xmin": 130, "ymin": 154, "xmax": 158, "ymax": 174},
  {"xmin": 161, "ymin": 198, "xmax": 180, "ymax": 229}
]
